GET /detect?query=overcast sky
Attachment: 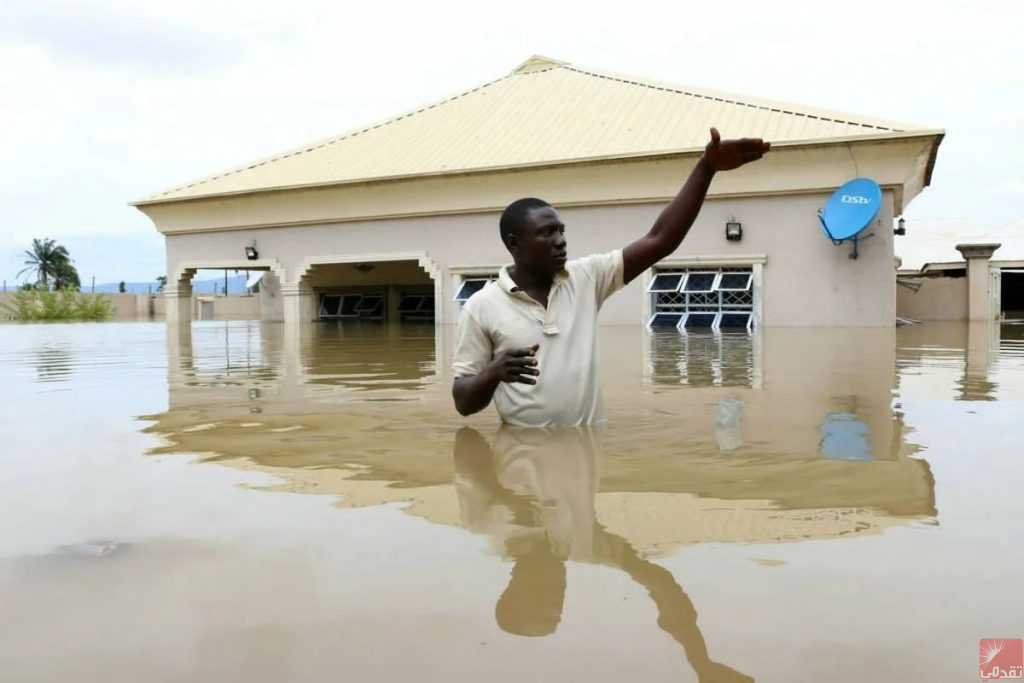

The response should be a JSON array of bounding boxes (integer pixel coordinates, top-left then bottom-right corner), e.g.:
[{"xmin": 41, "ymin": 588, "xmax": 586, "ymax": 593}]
[{"xmin": 1, "ymin": 0, "xmax": 1021, "ymax": 286}]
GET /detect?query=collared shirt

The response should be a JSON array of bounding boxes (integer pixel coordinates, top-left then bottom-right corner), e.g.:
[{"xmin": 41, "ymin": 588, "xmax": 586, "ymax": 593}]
[{"xmin": 452, "ymin": 250, "xmax": 625, "ymax": 427}]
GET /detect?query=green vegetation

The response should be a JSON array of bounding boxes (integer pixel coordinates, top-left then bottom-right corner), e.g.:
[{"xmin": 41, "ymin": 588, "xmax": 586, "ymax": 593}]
[
  {"xmin": 2, "ymin": 287, "xmax": 113, "ymax": 322},
  {"xmin": 18, "ymin": 238, "xmax": 80, "ymax": 290},
  {"xmin": 4, "ymin": 238, "xmax": 111, "ymax": 321}
]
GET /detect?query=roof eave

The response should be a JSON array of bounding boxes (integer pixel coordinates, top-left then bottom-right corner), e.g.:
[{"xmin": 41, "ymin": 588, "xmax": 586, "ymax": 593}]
[{"xmin": 131, "ymin": 129, "xmax": 946, "ymax": 209}]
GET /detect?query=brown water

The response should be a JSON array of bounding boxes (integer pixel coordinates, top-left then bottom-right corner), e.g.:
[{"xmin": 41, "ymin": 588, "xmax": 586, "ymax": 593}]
[{"xmin": 1, "ymin": 320, "xmax": 1022, "ymax": 682}]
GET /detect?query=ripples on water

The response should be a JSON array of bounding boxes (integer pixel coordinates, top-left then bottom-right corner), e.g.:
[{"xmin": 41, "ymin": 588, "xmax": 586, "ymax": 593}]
[{"xmin": 1, "ymin": 319, "xmax": 1022, "ymax": 682}]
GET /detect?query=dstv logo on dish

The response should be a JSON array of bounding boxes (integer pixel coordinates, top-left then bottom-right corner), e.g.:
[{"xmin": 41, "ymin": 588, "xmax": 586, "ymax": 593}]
[{"xmin": 841, "ymin": 194, "xmax": 873, "ymax": 205}]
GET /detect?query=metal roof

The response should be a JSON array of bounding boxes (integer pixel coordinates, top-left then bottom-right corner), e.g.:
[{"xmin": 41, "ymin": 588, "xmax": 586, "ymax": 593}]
[{"xmin": 138, "ymin": 55, "xmax": 938, "ymax": 204}]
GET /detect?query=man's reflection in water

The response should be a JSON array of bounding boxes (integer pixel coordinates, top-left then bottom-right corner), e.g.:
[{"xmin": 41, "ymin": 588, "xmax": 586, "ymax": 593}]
[{"xmin": 453, "ymin": 427, "xmax": 753, "ymax": 683}]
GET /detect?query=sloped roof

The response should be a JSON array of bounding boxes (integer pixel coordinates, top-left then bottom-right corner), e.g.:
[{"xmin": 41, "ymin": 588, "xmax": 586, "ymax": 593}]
[{"xmin": 137, "ymin": 55, "xmax": 938, "ymax": 205}]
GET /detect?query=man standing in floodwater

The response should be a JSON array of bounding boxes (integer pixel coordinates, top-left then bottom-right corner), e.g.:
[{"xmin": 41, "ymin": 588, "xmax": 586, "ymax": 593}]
[{"xmin": 452, "ymin": 128, "xmax": 770, "ymax": 427}]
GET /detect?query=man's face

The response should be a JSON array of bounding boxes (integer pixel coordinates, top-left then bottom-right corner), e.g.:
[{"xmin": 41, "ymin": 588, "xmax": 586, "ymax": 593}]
[{"xmin": 508, "ymin": 206, "xmax": 568, "ymax": 275}]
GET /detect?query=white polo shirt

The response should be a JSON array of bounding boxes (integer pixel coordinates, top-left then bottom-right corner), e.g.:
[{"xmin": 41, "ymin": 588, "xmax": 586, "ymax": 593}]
[{"xmin": 452, "ymin": 250, "xmax": 625, "ymax": 427}]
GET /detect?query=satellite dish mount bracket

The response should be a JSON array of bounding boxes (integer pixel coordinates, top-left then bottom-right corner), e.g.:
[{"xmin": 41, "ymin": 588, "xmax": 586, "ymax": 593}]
[{"xmin": 818, "ymin": 210, "xmax": 874, "ymax": 260}]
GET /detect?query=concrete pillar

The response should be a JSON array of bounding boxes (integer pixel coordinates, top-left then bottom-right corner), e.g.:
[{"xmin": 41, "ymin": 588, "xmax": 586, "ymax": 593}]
[
  {"xmin": 259, "ymin": 271, "xmax": 285, "ymax": 322},
  {"xmin": 281, "ymin": 280, "xmax": 317, "ymax": 327},
  {"xmin": 164, "ymin": 282, "xmax": 193, "ymax": 327},
  {"xmin": 956, "ymin": 243, "xmax": 1001, "ymax": 321},
  {"xmin": 386, "ymin": 286, "xmax": 401, "ymax": 323}
]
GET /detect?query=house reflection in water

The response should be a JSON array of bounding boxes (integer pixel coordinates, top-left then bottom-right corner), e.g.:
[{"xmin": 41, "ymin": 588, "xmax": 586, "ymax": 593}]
[
  {"xmin": 142, "ymin": 321, "xmax": 949, "ymax": 677},
  {"xmin": 151, "ymin": 322, "xmax": 939, "ymax": 544}
]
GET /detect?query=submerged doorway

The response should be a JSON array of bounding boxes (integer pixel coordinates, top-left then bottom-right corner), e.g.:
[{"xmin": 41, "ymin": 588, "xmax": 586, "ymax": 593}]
[{"xmin": 305, "ymin": 259, "xmax": 436, "ymax": 324}]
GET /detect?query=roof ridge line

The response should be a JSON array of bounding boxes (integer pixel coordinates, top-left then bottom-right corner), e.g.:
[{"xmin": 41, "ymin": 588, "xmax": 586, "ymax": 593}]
[
  {"xmin": 561, "ymin": 65, "xmax": 902, "ymax": 133},
  {"xmin": 153, "ymin": 72, "xmax": 517, "ymax": 199}
]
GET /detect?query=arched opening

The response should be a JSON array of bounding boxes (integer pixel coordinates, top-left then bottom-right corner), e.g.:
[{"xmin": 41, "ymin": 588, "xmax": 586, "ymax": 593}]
[
  {"xmin": 166, "ymin": 259, "xmax": 284, "ymax": 326},
  {"xmin": 300, "ymin": 257, "xmax": 438, "ymax": 326}
]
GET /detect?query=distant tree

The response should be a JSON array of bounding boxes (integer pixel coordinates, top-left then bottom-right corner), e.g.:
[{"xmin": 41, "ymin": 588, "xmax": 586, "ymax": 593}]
[
  {"xmin": 18, "ymin": 238, "xmax": 72, "ymax": 289},
  {"xmin": 118, "ymin": 281, "xmax": 126, "ymax": 293},
  {"xmin": 53, "ymin": 259, "xmax": 80, "ymax": 290},
  {"xmin": 155, "ymin": 275, "xmax": 167, "ymax": 292}
]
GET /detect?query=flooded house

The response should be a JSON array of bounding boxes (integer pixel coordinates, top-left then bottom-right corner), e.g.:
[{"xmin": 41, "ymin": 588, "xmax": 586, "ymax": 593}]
[{"xmin": 132, "ymin": 56, "xmax": 944, "ymax": 331}]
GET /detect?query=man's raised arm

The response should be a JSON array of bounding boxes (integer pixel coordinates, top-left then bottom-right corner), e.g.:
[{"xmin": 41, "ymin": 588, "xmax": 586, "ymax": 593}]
[{"xmin": 622, "ymin": 128, "xmax": 770, "ymax": 284}]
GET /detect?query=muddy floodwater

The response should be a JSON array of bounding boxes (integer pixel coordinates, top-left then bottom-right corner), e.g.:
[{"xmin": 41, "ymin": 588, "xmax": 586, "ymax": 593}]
[{"xmin": 1, "ymin": 320, "xmax": 1022, "ymax": 682}]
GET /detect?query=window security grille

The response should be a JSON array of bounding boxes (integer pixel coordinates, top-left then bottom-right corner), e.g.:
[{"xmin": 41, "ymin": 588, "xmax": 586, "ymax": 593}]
[{"xmin": 647, "ymin": 267, "xmax": 754, "ymax": 331}]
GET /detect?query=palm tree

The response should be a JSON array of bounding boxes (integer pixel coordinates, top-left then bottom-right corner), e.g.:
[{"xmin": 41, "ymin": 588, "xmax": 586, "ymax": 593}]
[
  {"xmin": 53, "ymin": 259, "xmax": 80, "ymax": 290},
  {"xmin": 18, "ymin": 238, "xmax": 72, "ymax": 289}
]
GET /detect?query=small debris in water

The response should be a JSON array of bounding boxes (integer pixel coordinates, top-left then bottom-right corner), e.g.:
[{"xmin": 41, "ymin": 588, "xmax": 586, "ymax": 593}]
[
  {"xmin": 751, "ymin": 558, "xmax": 786, "ymax": 567},
  {"xmin": 54, "ymin": 541, "xmax": 128, "ymax": 558}
]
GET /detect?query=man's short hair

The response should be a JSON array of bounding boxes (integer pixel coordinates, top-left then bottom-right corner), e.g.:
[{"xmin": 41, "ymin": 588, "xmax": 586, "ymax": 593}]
[{"xmin": 500, "ymin": 198, "xmax": 551, "ymax": 246}]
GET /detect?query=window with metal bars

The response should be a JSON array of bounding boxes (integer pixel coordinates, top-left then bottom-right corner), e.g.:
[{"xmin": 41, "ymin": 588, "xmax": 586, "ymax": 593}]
[{"xmin": 647, "ymin": 266, "xmax": 754, "ymax": 331}]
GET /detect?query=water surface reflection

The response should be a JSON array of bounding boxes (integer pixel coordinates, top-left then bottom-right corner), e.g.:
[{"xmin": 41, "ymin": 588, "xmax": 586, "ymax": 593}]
[
  {"xmin": 2, "ymin": 319, "xmax": 1022, "ymax": 681},
  {"xmin": 455, "ymin": 425, "xmax": 752, "ymax": 682},
  {"xmin": 148, "ymin": 322, "xmax": 942, "ymax": 552}
]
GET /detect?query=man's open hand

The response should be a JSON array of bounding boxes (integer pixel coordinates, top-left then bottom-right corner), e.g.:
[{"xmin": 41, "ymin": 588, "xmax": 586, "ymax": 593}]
[
  {"xmin": 487, "ymin": 345, "xmax": 539, "ymax": 385},
  {"xmin": 702, "ymin": 127, "xmax": 770, "ymax": 172}
]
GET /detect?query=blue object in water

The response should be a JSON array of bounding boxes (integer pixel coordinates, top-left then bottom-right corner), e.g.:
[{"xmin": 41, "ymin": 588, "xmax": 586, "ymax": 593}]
[{"xmin": 820, "ymin": 412, "xmax": 874, "ymax": 461}]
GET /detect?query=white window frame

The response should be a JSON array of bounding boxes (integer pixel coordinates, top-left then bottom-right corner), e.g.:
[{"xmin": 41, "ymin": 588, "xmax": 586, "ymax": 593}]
[
  {"xmin": 677, "ymin": 311, "xmax": 719, "ymax": 330},
  {"xmin": 714, "ymin": 311, "xmax": 754, "ymax": 332},
  {"xmin": 646, "ymin": 272, "xmax": 686, "ymax": 293},
  {"xmin": 640, "ymin": 255, "xmax": 766, "ymax": 329},
  {"xmin": 319, "ymin": 293, "xmax": 365, "ymax": 319},
  {"xmin": 450, "ymin": 266, "xmax": 502, "ymax": 309},
  {"xmin": 337, "ymin": 294, "xmax": 363, "ymax": 318},
  {"xmin": 319, "ymin": 294, "xmax": 342, "ymax": 318},
  {"xmin": 646, "ymin": 312, "xmax": 685, "ymax": 328},
  {"xmin": 355, "ymin": 294, "xmax": 385, "ymax": 317},
  {"xmin": 715, "ymin": 272, "xmax": 753, "ymax": 292},
  {"xmin": 453, "ymin": 277, "xmax": 495, "ymax": 302},
  {"xmin": 680, "ymin": 271, "xmax": 720, "ymax": 293}
]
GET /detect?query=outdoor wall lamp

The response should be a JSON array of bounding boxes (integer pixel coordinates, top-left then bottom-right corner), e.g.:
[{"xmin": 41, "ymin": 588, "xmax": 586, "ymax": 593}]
[
  {"xmin": 725, "ymin": 217, "xmax": 743, "ymax": 241},
  {"xmin": 245, "ymin": 242, "xmax": 259, "ymax": 260},
  {"xmin": 894, "ymin": 216, "xmax": 906, "ymax": 236}
]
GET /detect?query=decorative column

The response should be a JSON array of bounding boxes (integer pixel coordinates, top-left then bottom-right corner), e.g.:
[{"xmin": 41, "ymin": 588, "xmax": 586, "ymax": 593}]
[
  {"xmin": 281, "ymin": 280, "xmax": 317, "ymax": 327},
  {"xmin": 164, "ymin": 281, "xmax": 193, "ymax": 327},
  {"xmin": 956, "ymin": 243, "xmax": 1001, "ymax": 321}
]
